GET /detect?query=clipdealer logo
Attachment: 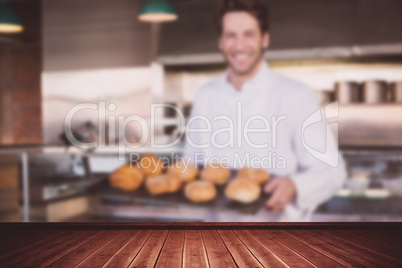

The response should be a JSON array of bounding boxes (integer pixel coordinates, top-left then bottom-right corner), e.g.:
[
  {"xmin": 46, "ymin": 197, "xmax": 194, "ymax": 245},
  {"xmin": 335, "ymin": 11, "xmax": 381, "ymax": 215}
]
[
  {"xmin": 301, "ymin": 101, "xmax": 339, "ymax": 167},
  {"xmin": 63, "ymin": 101, "xmax": 339, "ymax": 167}
]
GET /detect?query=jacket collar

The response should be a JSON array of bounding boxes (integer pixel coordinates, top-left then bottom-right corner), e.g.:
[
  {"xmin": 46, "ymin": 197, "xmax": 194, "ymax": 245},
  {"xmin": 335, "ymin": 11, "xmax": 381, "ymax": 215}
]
[{"xmin": 220, "ymin": 60, "xmax": 272, "ymax": 91}]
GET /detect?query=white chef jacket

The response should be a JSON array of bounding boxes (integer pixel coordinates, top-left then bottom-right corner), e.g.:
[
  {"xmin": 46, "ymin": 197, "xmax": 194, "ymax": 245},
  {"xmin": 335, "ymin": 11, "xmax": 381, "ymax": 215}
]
[{"xmin": 184, "ymin": 61, "xmax": 346, "ymax": 221}]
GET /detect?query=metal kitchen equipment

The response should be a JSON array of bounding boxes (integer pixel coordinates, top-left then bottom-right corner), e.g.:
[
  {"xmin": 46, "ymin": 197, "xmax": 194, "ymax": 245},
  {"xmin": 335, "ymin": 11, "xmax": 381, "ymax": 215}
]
[
  {"xmin": 335, "ymin": 81, "xmax": 362, "ymax": 104},
  {"xmin": 328, "ymin": 104, "xmax": 402, "ymax": 147},
  {"xmin": 362, "ymin": 80, "xmax": 389, "ymax": 104},
  {"xmin": 87, "ymin": 169, "xmax": 276, "ymax": 222},
  {"xmin": 390, "ymin": 81, "xmax": 402, "ymax": 103},
  {"xmin": 317, "ymin": 90, "xmax": 335, "ymax": 106}
]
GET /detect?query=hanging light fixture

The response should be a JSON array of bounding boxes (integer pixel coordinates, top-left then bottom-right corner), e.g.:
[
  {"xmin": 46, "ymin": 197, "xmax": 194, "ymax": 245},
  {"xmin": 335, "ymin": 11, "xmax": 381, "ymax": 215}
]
[
  {"xmin": 138, "ymin": 0, "xmax": 178, "ymax": 23},
  {"xmin": 0, "ymin": 0, "xmax": 23, "ymax": 34}
]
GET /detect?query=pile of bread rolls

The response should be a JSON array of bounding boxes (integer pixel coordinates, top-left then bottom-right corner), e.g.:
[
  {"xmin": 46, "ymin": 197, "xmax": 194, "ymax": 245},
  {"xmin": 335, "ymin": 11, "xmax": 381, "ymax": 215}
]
[
  {"xmin": 109, "ymin": 155, "xmax": 270, "ymax": 204},
  {"xmin": 109, "ymin": 153, "xmax": 180, "ymax": 194}
]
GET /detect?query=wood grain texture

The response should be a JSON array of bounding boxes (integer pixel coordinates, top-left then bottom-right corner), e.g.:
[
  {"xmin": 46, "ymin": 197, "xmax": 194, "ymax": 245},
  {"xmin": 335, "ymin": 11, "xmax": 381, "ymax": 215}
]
[
  {"xmin": 183, "ymin": 230, "xmax": 209, "ymax": 268},
  {"xmin": 0, "ymin": 229, "xmax": 53, "ymax": 255},
  {"xmin": 156, "ymin": 230, "xmax": 185, "ymax": 267},
  {"xmin": 305, "ymin": 230, "xmax": 393, "ymax": 267},
  {"xmin": 218, "ymin": 230, "xmax": 263, "ymax": 267},
  {"xmin": 265, "ymin": 230, "xmax": 344, "ymax": 267},
  {"xmin": 233, "ymin": 230, "xmax": 290, "ymax": 268},
  {"xmin": 47, "ymin": 230, "xmax": 121, "ymax": 267},
  {"xmin": 331, "ymin": 229, "xmax": 402, "ymax": 260},
  {"xmin": 284, "ymin": 230, "xmax": 366, "ymax": 267},
  {"xmin": 103, "ymin": 230, "xmax": 153, "ymax": 268},
  {"xmin": 128, "ymin": 230, "xmax": 169, "ymax": 268},
  {"xmin": 76, "ymin": 230, "xmax": 139, "ymax": 268},
  {"xmin": 27, "ymin": 230, "xmax": 105, "ymax": 268},
  {"xmin": 201, "ymin": 230, "xmax": 236, "ymax": 268},
  {"xmin": 317, "ymin": 230, "xmax": 402, "ymax": 267},
  {"xmin": 248, "ymin": 230, "xmax": 316, "ymax": 267},
  {"xmin": 1, "ymin": 225, "xmax": 402, "ymax": 268},
  {"xmin": 4, "ymin": 230, "xmax": 93, "ymax": 267},
  {"xmin": 0, "ymin": 230, "xmax": 69, "ymax": 265},
  {"xmin": 357, "ymin": 230, "xmax": 402, "ymax": 246}
]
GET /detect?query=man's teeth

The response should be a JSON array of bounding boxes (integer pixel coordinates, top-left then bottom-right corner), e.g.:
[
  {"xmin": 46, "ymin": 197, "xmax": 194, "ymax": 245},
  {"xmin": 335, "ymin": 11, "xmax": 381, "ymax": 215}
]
[{"xmin": 234, "ymin": 54, "xmax": 248, "ymax": 60}]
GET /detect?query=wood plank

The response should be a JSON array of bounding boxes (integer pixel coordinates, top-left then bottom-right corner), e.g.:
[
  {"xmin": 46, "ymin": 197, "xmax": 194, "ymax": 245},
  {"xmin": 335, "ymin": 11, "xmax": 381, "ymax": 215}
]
[
  {"xmin": 341, "ymin": 229, "xmax": 402, "ymax": 247},
  {"xmin": 297, "ymin": 230, "xmax": 388, "ymax": 267},
  {"xmin": 317, "ymin": 230, "xmax": 402, "ymax": 267},
  {"xmin": 0, "ymin": 229, "xmax": 39, "ymax": 252},
  {"xmin": 183, "ymin": 230, "xmax": 209, "ymax": 268},
  {"xmin": 284, "ymin": 230, "xmax": 367, "ymax": 267},
  {"xmin": 155, "ymin": 230, "xmax": 185, "ymax": 267},
  {"xmin": 323, "ymin": 230, "xmax": 402, "ymax": 262},
  {"xmin": 356, "ymin": 230, "xmax": 402, "ymax": 246},
  {"xmin": 217, "ymin": 230, "xmax": 262, "ymax": 268},
  {"xmin": 233, "ymin": 230, "xmax": 290, "ymax": 268},
  {"xmin": 26, "ymin": 230, "xmax": 106, "ymax": 268},
  {"xmin": 128, "ymin": 230, "xmax": 169, "ymax": 268},
  {"xmin": 313, "ymin": 230, "xmax": 400, "ymax": 267},
  {"xmin": 372, "ymin": 229, "xmax": 402, "ymax": 239},
  {"xmin": 76, "ymin": 230, "xmax": 139, "ymax": 268},
  {"xmin": 248, "ymin": 230, "xmax": 315, "ymax": 267},
  {"xmin": 3, "ymin": 230, "xmax": 94, "ymax": 267},
  {"xmin": 0, "ymin": 225, "xmax": 401, "ymax": 268},
  {"xmin": 0, "ymin": 230, "xmax": 66, "ymax": 254},
  {"xmin": 103, "ymin": 230, "xmax": 153, "ymax": 268},
  {"xmin": 47, "ymin": 230, "xmax": 121, "ymax": 267},
  {"xmin": 265, "ymin": 230, "xmax": 344, "ymax": 267},
  {"xmin": 0, "ymin": 230, "xmax": 69, "ymax": 263},
  {"xmin": 201, "ymin": 230, "xmax": 236, "ymax": 268}
]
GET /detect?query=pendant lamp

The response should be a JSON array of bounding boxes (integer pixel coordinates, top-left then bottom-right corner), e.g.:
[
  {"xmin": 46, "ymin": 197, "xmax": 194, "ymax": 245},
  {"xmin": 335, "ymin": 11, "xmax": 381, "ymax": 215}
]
[
  {"xmin": 138, "ymin": 0, "xmax": 178, "ymax": 23},
  {"xmin": 0, "ymin": 0, "xmax": 23, "ymax": 34}
]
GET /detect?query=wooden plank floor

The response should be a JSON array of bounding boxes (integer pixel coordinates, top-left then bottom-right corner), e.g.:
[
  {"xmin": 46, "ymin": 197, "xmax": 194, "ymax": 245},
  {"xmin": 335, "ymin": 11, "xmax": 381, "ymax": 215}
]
[{"xmin": 1, "ymin": 225, "xmax": 402, "ymax": 267}]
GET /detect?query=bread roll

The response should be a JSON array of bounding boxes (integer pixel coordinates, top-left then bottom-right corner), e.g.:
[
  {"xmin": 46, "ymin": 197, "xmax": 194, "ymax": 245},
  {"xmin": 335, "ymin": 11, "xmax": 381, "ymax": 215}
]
[
  {"xmin": 145, "ymin": 174, "xmax": 182, "ymax": 195},
  {"xmin": 109, "ymin": 164, "xmax": 144, "ymax": 191},
  {"xmin": 200, "ymin": 164, "xmax": 230, "ymax": 185},
  {"xmin": 167, "ymin": 159, "xmax": 198, "ymax": 183},
  {"xmin": 138, "ymin": 154, "xmax": 163, "ymax": 176},
  {"xmin": 225, "ymin": 178, "xmax": 261, "ymax": 204},
  {"xmin": 184, "ymin": 180, "xmax": 217, "ymax": 203},
  {"xmin": 167, "ymin": 175, "xmax": 182, "ymax": 193},
  {"xmin": 236, "ymin": 167, "xmax": 270, "ymax": 185}
]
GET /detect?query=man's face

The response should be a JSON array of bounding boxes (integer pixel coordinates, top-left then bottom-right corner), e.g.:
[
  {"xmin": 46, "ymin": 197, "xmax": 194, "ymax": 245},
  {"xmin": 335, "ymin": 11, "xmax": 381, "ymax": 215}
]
[{"xmin": 219, "ymin": 12, "xmax": 269, "ymax": 76}]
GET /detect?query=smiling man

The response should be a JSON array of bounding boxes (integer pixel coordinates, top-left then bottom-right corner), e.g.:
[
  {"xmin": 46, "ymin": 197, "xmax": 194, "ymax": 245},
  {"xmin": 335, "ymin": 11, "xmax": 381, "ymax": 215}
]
[
  {"xmin": 184, "ymin": 0, "xmax": 346, "ymax": 221},
  {"xmin": 217, "ymin": 4, "xmax": 268, "ymax": 91}
]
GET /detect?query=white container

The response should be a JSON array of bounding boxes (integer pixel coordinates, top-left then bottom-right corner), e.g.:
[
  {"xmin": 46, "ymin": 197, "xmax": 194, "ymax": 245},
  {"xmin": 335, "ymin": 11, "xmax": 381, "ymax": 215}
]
[
  {"xmin": 346, "ymin": 177, "xmax": 370, "ymax": 195},
  {"xmin": 382, "ymin": 178, "xmax": 402, "ymax": 196}
]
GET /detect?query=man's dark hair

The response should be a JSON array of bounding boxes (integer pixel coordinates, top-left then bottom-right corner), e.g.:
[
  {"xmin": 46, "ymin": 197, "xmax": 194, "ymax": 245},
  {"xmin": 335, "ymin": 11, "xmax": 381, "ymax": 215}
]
[{"xmin": 215, "ymin": 0, "xmax": 269, "ymax": 35}]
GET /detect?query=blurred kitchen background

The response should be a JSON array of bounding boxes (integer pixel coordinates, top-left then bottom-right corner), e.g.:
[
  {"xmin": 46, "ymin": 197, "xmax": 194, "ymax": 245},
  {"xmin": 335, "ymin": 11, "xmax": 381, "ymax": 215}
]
[{"xmin": 1, "ymin": 0, "xmax": 402, "ymax": 222}]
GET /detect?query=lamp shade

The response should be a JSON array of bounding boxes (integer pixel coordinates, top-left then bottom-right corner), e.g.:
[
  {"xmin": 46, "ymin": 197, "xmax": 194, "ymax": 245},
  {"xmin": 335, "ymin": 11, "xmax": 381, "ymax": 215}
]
[
  {"xmin": 138, "ymin": 0, "xmax": 178, "ymax": 23},
  {"xmin": 0, "ymin": 2, "xmax": 23, "ymax": 33}
]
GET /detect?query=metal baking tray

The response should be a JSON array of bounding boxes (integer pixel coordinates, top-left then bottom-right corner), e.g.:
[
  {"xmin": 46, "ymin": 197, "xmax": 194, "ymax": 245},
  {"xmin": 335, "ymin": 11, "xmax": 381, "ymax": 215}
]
[{"xmin": 88, "ymin": 170, "xmax": 271, "ymax": 215}]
